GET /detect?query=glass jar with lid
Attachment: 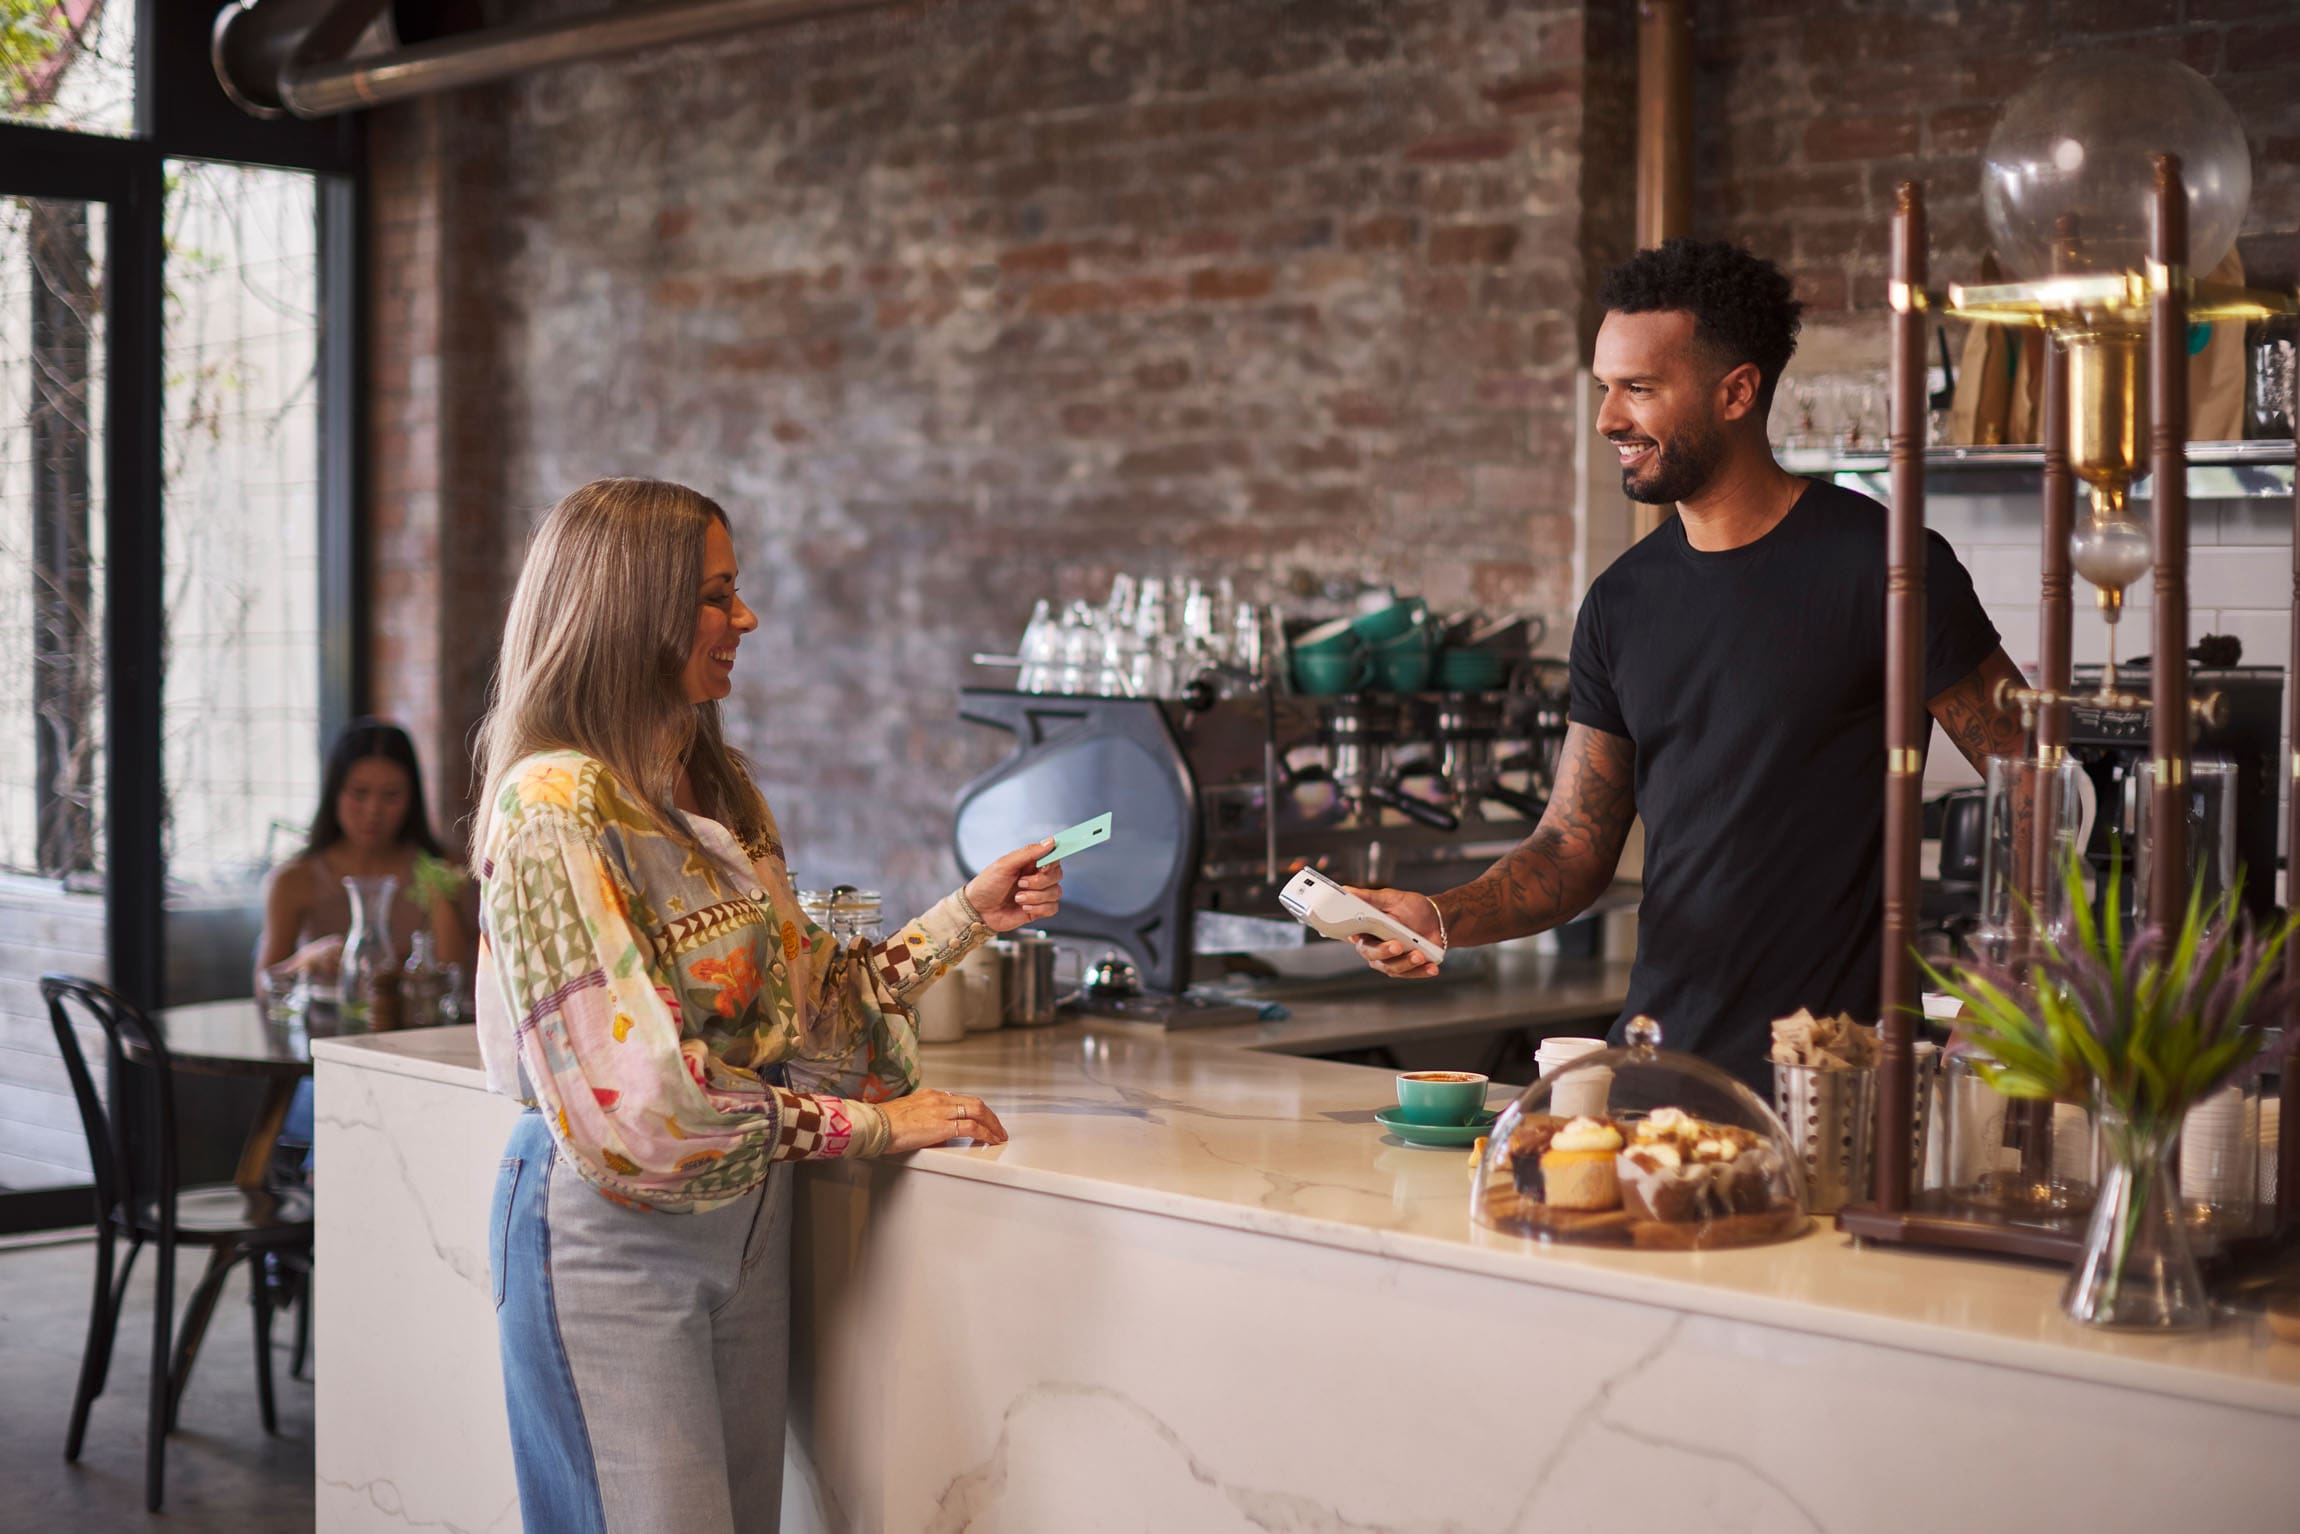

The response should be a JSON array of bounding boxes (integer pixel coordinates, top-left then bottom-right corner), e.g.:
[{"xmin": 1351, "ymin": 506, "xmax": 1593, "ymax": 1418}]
[
  {"xmin": 797, "ymin": 886, "xmax": 882, "ymax": 946},
  {"xmin": 1472, "ymin": 1017, "xmax": 1809, "ymax": 1250}
]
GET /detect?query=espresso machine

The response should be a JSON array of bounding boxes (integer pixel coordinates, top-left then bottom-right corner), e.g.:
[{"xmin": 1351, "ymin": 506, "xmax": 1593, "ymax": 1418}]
[
  {"xmin": 949, "ymin": 671, "xmax": 1570, "ymax": 1001},
  {"xmin": 1925, "ymin": 648, "xmax": 2284, "ymax": 955},
  {"xmin": 2066, "ymin": 654, "xmax": 2282, "ymax": 927}
]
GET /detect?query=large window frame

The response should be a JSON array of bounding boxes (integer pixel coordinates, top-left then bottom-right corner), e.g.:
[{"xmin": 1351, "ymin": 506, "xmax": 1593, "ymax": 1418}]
[{"xmin": 0, "ymin": 1, "xmax": 366, "ymax": 1232}]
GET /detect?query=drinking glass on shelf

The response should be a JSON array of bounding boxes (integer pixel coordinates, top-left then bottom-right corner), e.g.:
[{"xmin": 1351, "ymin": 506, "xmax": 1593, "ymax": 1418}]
[
  {"xmin": 1056, "ymin": 603, "xmax": 1098, "ymax": 695},
  {"xmin": 1181, "ymin": 579, "xmax": 1216, "ymax": 649},
  {"xmin": 1016, "ymin": 598, "xmax": 1058, "ymax": 693},
  {"xmin": 1834, "ymin": 378, "xmax": 1885, "ymax": 452},
  {"xmin": 2131, "ymin": 758, "xmax": 2239, "ymax": 929},
  {"xmin": 1779, "ymin": 378, "xmax": 1821, "ymax": 453},
  {"xmin": 1130, "ymin": 578, "xmax": 1172, "ymax": 697},
  {"xmin": 1098, "ymin": 620, "xmax": 1139, "ymax": 697},
  {"xmin": 1104, "ymin": 573, "xmax": 1137, "ymax": 630}
]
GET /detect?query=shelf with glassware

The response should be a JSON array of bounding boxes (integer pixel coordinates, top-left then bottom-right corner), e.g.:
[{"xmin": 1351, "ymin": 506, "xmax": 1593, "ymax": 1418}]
[
  {"xmin": 1834, "ymin": 51, "xmax": 2300, "ymax": 1333},
  {"xmin": 1783, "ymin": 438, "xmax": 2295, "ymax": 502}
]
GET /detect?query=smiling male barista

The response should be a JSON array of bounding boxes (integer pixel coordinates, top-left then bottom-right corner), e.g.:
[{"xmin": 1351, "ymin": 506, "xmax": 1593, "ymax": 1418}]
[{"xmin": 1349, "ymin": 240, "xmax": 2027, "ymax": 1091}]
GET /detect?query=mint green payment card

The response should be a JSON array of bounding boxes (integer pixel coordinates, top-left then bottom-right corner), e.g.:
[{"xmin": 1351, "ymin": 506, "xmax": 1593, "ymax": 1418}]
[{"xmin": 1037, "ymin": 812, "xmax": 1113, "ymax": 867}]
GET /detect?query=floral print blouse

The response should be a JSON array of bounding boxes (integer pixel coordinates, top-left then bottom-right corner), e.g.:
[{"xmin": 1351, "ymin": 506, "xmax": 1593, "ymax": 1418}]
[{"xmin": 474, "ymin": 750, "xmax": 990, "ymax": 1213}]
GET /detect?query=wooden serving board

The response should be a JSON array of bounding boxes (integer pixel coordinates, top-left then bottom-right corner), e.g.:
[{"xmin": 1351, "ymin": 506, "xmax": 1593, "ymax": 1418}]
[
  {"xmin": 1479, "ymin": 1186, "xmax": 1634, "ymax": 1242},
  {"xmin": 1480, "ymin": 1185, "xmax": 1807, "ymax": 1250},
  {"xmin": 1627, "ymin": 1202, "xmax": 1808, "ymax": 1251}
]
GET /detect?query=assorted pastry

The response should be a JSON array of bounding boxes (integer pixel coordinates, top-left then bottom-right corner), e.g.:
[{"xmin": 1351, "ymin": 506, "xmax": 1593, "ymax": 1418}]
[
  {"xmin": 1498, "ymin": 1106, "xmax": 1785, "ymax": 1226},
  {"xmin": 1769, "ymin": 1008, "xmax": 1879, "ymax": 1071}
]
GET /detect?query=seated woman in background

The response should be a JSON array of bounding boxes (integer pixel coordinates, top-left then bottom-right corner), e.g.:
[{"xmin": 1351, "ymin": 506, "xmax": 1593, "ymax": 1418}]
[{"xmin": 255, "ymin": 718, "xmax": 470, "ymax": 989}]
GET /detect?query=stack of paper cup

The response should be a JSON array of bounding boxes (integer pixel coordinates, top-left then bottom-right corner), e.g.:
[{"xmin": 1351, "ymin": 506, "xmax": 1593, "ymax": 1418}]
[
  {"xmin": 1909, "ymin": 1040, "xmax": 1941, "ymax": 1188},
  {"xmin": 1536, "ymin": 1035, "xmax": 1612, "ymax": 1119},
  {"xmin": 2258, "ymin": 1097, "xmax": 2281, "ymax": 1203},
  {"xmin": 957, "ymin": 944, "xmax": 1005, "ymax": 1034},
  {"xmin": 2180, "ymin": 1085, "xmax": 2256, "ymax": 1210},
  {"xmin": 1942, "ymin": 1054, "xmax": 2032, "ymax": 1185},
  {"xmin": 913, "ymin": 974, "xmax": 970, "ymax": 1044}
]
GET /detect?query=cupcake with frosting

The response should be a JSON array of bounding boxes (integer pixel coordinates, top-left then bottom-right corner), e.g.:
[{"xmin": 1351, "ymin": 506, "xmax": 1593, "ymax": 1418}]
[
  {"xmin": 1616, "ymin": 1108, "xmax": 1775, "ymax": 1222},
  {"xmin": 1537, "ymin": 1116, "xmax": 1624, "ymax": 1210}
]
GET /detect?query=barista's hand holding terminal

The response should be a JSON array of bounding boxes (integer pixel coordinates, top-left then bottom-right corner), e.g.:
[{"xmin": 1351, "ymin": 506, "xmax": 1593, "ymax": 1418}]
[{"xmin": 1349, "ymin": 241, "xmax": 2027, "ymax": 1090}]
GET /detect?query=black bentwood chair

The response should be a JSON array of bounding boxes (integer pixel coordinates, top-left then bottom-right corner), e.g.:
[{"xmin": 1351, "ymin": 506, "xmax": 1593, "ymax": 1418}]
[{"xmin": 40, "ymin": 975, "xmax": 314, "ymax": 1512}]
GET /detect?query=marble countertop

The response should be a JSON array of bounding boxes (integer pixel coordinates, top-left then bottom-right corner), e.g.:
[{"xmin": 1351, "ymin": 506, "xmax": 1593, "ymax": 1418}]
[{"xmin": 315, "ymin": 963, "xmax": 2300, "ymax": 1419}]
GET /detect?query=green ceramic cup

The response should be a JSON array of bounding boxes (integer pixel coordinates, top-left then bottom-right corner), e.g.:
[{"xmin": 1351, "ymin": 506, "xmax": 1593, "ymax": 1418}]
[
  {"xmin": 1436, "ymin": 648, "xmax": 1503, "ymax": 691},
  {"xmin": 1290, "ymin": 616, "xmax": 1360, "ymax": 658},
  {"xmin": 1351, "ymin": 596, "xmax": 1430, "ymax": 646},
  {"xmin": 1395, "ymin": 1070, "xmax": 1490, "ymax": 1125},
  {"xmin": 1293, "ymin": 646, "xmax": 1372, "ymax": 695},
  {"xmin": 1371, "ymin": 637, "xmax": 1433, "ymax": 692}
]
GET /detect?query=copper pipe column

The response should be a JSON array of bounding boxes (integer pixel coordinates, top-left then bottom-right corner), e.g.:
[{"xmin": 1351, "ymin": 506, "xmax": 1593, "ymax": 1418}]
[
  {"xmin": 2033, "ymin": 220, "xmax": 2076, "ymax": 895},
  {"xmin": 1632, "ymin": 0, "xmax": 1694, "ymax": 542},
  {"xmin": 2149, "ymin": 156, "xmax": 2192, "ymax": 928},
  {"xmin": 1636, "ymin": 0, "xmax": 1692, "ymax": 249},
  {"xmin": 1876, "ymin": 183, "xmax": 1928, "ymax": 1213},
  {"xmin": 2285, "ymin": 243, "xmax": 2300, "ymax": 1229}
]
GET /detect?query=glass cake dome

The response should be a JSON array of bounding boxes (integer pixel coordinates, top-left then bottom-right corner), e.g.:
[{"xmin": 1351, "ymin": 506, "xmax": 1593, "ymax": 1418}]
[{"xmin": 1473, "ymin": 1018, "xmax": 1810, "ymax": 1249}]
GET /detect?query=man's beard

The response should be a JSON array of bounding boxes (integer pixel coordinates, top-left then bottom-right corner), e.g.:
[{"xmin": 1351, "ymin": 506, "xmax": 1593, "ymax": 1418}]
[{"xmin": 1615, "ymin": 419, "xmax": 1726, "ymax": 505}]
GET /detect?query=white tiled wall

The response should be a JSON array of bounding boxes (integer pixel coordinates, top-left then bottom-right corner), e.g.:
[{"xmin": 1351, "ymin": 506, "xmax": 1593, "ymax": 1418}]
[{"xmin": 1921, "ymin": 489, "xmax": 2292, "ymax": 895}]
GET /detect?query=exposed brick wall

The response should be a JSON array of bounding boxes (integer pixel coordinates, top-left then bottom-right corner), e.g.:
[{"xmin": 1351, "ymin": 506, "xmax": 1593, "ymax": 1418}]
[
  {"xmin": 368, "ymin": 91, "xmax": 513, "ymax": 855},
  {"xmin": 370, "ymin": 0, "xmax": 1630, "ymax": 913},
  {"xmin": 368, "ymin": 101, "xmax": 447, "ymax": 823},
  {"xmin": 1692, "ymin": 0, "xmax": 2300, "ymax": 371},
  {"xmin": 366, "ymin": 0, "xmax": 2300, "ymax": 915}
]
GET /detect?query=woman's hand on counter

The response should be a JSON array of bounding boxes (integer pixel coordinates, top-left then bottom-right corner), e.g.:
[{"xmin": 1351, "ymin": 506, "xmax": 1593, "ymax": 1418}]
[
  {"xmin": 1344, "ymin": 887, "xmax": 1443, "ymax": 980},
  {"xmin": 963, "ymin": 842, "xmax": 1065, "ymax": 933},
  {"xmin": 882, "ymin": 1089, "xmax": 1009, "ymax": 1151},
  {"xmin": 279, "ymin": 934, "xmax": 345, "ymax": 977}
]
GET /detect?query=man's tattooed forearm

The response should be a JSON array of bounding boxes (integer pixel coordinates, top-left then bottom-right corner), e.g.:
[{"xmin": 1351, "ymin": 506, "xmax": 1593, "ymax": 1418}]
[
  {"xmin": 1930, "ymin": 648, "xmax": 2029, "ymax": 773},
  {"xmin": 1436, "ymin": 724, "xmax": 1636, "ymax": 947}
]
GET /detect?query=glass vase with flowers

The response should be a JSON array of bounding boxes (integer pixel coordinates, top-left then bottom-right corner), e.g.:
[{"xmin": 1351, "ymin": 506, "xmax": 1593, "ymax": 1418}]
[{"xmin": 1921, "ymin": 848, "xmax": 2297, "ymax": 1330}]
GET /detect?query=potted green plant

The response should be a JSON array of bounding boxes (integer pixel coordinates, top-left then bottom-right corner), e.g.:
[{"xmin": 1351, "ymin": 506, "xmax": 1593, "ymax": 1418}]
[
  {"xmin": 1921, "ymin": 848, "xmax": 2297, "ymax": 1330},
  {"xmin": 410, "ymin": 851, "xmax": 468, "ymax": 913}
]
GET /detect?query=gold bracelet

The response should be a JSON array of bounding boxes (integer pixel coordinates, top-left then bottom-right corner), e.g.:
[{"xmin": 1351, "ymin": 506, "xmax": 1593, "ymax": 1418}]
[{"xmin": 1429, "ymin": 895, "xmax": 1450, "ymax": 951}]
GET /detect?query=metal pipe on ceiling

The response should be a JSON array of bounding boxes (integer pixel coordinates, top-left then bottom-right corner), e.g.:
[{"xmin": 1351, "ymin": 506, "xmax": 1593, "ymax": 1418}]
[{"xmin": 214, "ymin": 0, "xmax": 910, "ymax": 119}]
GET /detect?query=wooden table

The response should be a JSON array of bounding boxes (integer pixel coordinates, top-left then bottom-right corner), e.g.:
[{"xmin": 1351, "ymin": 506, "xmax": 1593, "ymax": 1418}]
[{"xmin": 146, "ymin": 999, "xmax": 331, "ymax": 1191}]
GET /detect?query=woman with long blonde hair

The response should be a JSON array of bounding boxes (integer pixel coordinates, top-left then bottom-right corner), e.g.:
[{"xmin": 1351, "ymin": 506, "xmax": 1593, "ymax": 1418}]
[{"xmin": 475, "ymin": 477, "xmax": 1059, "ymax": 1534}]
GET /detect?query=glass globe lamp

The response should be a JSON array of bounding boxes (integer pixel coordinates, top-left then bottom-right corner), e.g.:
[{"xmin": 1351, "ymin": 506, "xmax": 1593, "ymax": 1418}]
[
  {"xmin": 1979, "ymin": 54, "xmax": 2252, "ymax": 699},
  {"xmin": 1981, "ymin": 53, "xmax": 2250, "ymax": 283}
]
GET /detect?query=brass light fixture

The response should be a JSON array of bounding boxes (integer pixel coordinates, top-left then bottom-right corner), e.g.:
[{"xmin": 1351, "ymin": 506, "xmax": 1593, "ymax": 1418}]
[
  {"xmin": 1841, "ymin": 53, "xmax": 2300, "ymax": 1261},
  {"xmin": 1970, "ymin": 54, "xmax": 2254, "ymax": 700}
]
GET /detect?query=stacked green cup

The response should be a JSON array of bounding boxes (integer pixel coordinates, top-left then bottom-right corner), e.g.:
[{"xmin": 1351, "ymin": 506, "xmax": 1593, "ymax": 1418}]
[
  {"xmin": 1291, "ymin": 617, "xmax": 1370, "ymax": 695},
  {"xmin": 1368, "ymin": 626, "xmax": 1433, "ymax": 692},
  {"xmin": 1351, "ymin": 598, "xmax": 1430, "ymax": 693},
  {"xmin": 1435, "ymin": 647, "xmax": 1505, "ymax": 691}
]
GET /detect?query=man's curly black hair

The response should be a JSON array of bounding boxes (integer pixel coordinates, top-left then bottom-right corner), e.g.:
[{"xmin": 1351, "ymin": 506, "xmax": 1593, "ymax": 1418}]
[{"xmin": 1598, "ymin": 240, "xmax": 1803, "ymax": 413}]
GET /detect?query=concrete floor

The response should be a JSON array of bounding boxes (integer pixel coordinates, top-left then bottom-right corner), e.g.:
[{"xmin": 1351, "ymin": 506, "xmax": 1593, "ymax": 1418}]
[{"xmin": 0, "ymin": 1233, "xmax": 313, "ymax": 1533}]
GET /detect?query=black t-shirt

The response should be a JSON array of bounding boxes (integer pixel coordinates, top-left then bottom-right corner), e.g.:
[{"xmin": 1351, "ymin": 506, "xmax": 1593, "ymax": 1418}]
[{"xmin": 1569, "ymin": 478, "xmax": 1999, "ymax": 1091}]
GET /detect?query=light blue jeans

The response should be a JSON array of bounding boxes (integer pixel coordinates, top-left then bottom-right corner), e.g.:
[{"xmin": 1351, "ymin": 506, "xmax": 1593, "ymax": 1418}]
[{"xmin": 490, "ymin": 1110, "xmax": 793, "ymax": 1534}]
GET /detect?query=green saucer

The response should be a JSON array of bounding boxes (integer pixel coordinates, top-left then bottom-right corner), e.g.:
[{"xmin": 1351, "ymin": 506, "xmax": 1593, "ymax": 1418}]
[{"xmin": 1373, "ymin": 1107, "xmax": 1498, "ymax": 1147}]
